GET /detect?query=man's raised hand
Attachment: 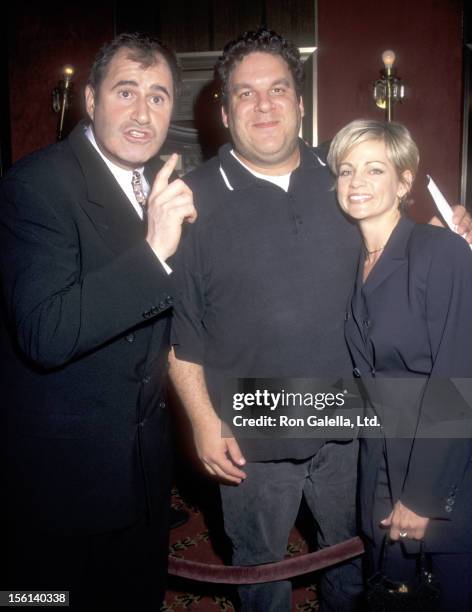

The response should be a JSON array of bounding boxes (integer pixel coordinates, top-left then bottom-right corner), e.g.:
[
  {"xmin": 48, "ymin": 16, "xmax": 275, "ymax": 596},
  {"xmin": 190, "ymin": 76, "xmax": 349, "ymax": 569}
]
[{"xmin": 146, "ymin": 153, "xmax": 197, "ymax": 261}]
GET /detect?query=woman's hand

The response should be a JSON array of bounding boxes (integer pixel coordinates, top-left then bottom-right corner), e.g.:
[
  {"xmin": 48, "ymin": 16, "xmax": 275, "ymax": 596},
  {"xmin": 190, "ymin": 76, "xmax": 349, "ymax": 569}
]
[
  {"xmin": 380, "ymin": 500, "xmax": 430, "ymax": 540},
  {"xmin": 452, "ymin": 205, "xmax": 472, "ymax": 244}
]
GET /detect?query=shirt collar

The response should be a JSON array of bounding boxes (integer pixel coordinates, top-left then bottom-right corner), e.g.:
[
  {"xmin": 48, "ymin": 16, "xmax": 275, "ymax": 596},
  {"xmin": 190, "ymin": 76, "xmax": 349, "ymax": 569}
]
[
  {"xmin": 84, "ymin": 125, "xmax": 148, "ymax": 217},
  {"xmin": 85, "ymin": 125, "xmax": 145, "ymax": 178},
  {"xmin": 218, "ymin": 139, "xmax": 325, "ymax": 192}
]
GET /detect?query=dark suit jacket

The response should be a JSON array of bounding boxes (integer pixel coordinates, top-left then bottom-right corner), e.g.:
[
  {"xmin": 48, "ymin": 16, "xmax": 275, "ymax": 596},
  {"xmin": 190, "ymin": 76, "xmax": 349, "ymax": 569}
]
[
  {"xmin": 0, "ymin": 123, "xmax": 174, "ymax": 534},
  {"xmin": 345, "ymin": 216, "xmax": 472, "ymax": 552}
]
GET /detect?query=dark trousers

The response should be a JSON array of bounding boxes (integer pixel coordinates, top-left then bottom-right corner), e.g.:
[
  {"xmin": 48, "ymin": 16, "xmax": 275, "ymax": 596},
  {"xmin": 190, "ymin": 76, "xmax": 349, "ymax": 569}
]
[
  {"xmin": 220, "ymin": 440, "xmax": 363, "ymax": 612},
  {"xmin": 7, "ymin": 515, "xmax": 170, "ymax": 612},
  {"xmin": 366, "ymin": 458, "xmax": 472, "ymax": 611}
]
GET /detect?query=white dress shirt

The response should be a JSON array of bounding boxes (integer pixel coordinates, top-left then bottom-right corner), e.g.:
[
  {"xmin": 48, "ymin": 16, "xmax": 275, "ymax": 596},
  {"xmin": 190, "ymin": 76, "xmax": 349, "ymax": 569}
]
[{"xmin": 85, "ymin": 125, "xmax": 171, "ymax": 274}]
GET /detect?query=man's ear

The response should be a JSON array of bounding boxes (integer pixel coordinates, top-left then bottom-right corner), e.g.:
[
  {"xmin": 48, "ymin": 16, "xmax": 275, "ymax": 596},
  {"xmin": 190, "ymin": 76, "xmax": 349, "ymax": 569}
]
[
  {"xmin": 221, "ymin": 105, "xmax": 229, "ymax": 129},
  {"xmin": 85, "ymin": 85, "xmax": 96, "ymax": 122},
  {"xmin": 299, "ymin": 95, "xmax": 305, "ymax": 119}
]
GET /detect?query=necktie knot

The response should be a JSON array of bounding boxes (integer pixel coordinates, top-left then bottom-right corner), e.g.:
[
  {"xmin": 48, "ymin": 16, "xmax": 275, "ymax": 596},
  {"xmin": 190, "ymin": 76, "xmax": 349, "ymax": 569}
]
[{"xmin": 131, "ymin": 170, "xmax": 147, "ymax": 208}]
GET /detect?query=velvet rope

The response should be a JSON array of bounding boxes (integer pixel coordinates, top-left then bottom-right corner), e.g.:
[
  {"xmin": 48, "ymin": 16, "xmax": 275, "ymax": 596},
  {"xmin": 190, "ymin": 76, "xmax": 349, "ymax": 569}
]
[{"xmin": 168, "ymin": 536, "xmax": 364, "ymax": 584}]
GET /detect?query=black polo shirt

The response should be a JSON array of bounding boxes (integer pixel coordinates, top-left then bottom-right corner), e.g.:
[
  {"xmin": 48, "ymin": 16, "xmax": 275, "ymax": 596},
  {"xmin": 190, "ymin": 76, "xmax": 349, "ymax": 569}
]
[{"xmin": 172, "ymin": 141, "xmax": 361, "ymax": 461}]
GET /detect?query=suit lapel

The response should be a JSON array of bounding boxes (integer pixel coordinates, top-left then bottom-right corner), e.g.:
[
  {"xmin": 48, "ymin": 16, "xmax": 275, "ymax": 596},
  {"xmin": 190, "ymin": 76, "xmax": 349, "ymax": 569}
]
[
  {"xmin": 348, "ymin": 253, "xmax": 374, "ymax": 367},
  {"xmin": 351, "ymin": 217, "xmax": 415, "ymax": 369},
  {"xmin": 362, "ymin": 216, "xmax": 415, "ymax": 297},
  {"xmin": 68, "ymin": 124, "xmax": 146, "ymax": 254},
  {"xmin": 348, "ymin": 217, "xmax": 415, "ymax": 368}
]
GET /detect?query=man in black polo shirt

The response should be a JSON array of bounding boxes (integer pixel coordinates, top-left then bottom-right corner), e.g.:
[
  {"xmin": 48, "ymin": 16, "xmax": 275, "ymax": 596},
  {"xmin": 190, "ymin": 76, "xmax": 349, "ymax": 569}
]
[{"xmin": 169, "ymin": 28, "xmax": 362, "ymax": 612}]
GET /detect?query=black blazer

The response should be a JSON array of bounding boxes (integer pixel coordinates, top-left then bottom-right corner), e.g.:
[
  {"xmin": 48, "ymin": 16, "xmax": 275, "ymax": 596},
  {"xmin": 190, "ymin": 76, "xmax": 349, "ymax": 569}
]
[
  {"xmin": 345, "ymin": 216, "xmax": 472, "ymax": 553},
  {"xmin": 0, "ymin": 123, "xmax": 174, "ymax": 534}
]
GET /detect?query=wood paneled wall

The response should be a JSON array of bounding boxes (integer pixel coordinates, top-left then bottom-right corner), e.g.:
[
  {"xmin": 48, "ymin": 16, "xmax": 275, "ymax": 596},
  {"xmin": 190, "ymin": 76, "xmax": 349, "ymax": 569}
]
[{"xmin": 115, "ymin": 0, "xmax": 316, "ymax": 51}]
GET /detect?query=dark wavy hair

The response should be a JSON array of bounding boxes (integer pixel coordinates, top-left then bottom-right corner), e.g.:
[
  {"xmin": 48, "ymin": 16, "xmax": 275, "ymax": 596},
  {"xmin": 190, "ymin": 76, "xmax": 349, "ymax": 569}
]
[
  {"xmin": 87, "ymin": 32, "xmax": 180, "ymax": 100},
  {"xmin": 215, "ymin": 27, "xmax": 304, "ymax": 108}
]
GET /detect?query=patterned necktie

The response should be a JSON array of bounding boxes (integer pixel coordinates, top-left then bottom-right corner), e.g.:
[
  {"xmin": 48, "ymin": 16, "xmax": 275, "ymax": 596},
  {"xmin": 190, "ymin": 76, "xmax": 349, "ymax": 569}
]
[{"xmin": 131, "ymin": 170, "xmax": 147, "ymax": 222}]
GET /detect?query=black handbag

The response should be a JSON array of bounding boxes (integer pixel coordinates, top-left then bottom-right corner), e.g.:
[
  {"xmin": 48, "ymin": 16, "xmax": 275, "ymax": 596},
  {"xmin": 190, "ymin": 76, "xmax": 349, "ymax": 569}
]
[{"xmin": 366, "ymin": 536, "xmax": 440, "ymax": 611}]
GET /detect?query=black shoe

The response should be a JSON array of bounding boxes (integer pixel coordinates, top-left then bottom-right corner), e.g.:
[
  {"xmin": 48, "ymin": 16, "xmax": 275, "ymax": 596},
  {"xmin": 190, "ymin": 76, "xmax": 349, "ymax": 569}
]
[{"xmin": 170, "ymin": 507, "xmax": 189, "ymax": 529}]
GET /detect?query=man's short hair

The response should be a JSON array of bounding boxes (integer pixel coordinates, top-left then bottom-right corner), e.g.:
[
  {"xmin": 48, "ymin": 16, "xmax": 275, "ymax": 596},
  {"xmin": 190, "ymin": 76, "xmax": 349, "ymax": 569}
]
[
  {"xmin": 215, "ymin": 27, "xmax": 304, "ymax": 108},
  {"xmin": 87, "ymin": 32, "xmax": 180, "ymax": 100}
]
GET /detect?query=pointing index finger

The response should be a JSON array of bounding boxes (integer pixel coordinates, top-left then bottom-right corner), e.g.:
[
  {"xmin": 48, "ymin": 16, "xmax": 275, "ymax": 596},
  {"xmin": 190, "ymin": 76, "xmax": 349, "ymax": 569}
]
[{"xmin": 151, "ymin": 153, "xmax": 179, "ymax": 195}]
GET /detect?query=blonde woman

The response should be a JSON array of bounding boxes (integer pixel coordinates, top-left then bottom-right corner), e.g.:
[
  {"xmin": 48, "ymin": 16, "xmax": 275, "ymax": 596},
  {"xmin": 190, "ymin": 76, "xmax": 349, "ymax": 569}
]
[{"xmin": 328, "ymin": 119, "xmax": 472, "ymax": 609}]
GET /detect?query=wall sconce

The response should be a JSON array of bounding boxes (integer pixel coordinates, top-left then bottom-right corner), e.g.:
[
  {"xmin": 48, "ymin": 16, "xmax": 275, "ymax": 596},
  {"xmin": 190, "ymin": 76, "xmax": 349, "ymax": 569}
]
[
  {"xmin": 373, "ymin": 50, "xmax": 404, "ymax": 122},
  {"xmin": 52, "ymin": 65, "xmax": 75, "ymax": 141}
]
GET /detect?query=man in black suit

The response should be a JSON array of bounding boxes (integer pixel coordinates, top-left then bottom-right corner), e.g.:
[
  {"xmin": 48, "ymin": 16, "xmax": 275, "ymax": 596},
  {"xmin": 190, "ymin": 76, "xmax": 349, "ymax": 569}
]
[{"xmin": 1, "ymin": 33, "xmax": 196, "ymax": 610}]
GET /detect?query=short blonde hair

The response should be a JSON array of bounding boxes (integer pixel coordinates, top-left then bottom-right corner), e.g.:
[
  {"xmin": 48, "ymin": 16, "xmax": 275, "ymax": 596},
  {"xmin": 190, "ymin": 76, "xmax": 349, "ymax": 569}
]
[{"xmin": 327, "ymin": 119, "xmax": 420, "ymax": 182}]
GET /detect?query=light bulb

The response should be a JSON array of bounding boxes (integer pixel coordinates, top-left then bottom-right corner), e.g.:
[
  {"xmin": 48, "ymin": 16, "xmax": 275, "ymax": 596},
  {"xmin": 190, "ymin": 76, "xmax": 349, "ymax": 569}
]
[
  {"xmin": 63, "ymin": 65, "xmax": 75, "ymax": 84},
  {"xmin": 382, "ymin": 50, "xmax": 396, "ymax": 69}
]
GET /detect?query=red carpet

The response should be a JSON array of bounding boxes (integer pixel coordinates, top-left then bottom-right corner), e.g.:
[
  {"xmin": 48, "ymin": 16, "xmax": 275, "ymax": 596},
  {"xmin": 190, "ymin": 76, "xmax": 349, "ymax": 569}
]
[{"xmin": 163, "ymin": 478, "xmax": 319, "ymax": 611}]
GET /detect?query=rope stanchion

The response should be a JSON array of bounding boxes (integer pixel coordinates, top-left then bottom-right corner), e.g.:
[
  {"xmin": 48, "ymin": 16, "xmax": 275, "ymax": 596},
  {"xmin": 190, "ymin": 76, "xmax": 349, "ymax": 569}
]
[{"xmin": 168, "ymin": 536, "xmax": 364, "ymax": 584}]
